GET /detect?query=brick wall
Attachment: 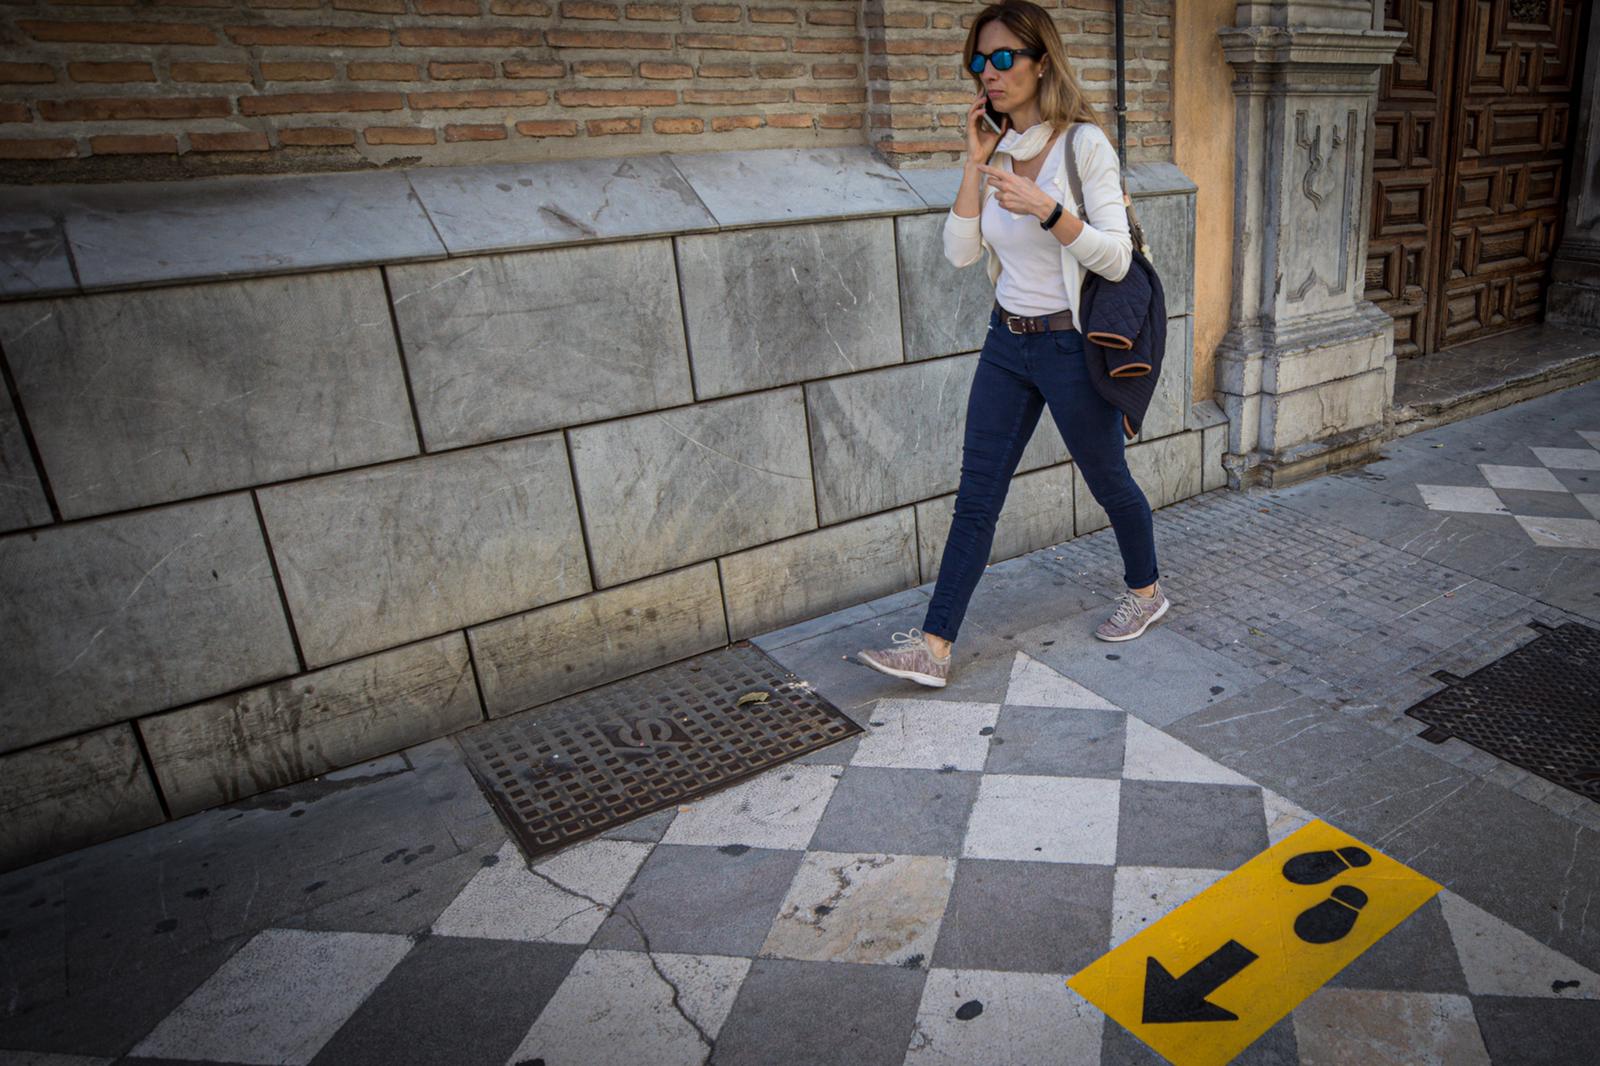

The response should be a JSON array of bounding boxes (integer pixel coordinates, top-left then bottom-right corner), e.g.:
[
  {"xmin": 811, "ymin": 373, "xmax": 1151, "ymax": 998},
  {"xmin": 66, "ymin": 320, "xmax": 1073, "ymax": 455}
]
[{"xmin": 0, "ymin": 0, "xmax": 1171, "ymax": 181}]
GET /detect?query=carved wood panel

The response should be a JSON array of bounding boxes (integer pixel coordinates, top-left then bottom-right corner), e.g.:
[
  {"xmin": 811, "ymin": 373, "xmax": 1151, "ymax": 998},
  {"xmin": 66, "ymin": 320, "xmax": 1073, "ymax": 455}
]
[{"xmin": 1365, "ymin": 0, "xmax": 1586, "ymax": 356}]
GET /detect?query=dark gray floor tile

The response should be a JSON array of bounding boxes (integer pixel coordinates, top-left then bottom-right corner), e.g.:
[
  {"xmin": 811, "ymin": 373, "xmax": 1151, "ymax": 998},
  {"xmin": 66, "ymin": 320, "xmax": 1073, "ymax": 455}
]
[
  {"xmin": 808, "ymin": 767, "xmax": 980, "ymax": 857},
  {"xmin": 1495, "ymin": 488, "xmax": 1593, "ymax": 518},
  {"xmin": 985, "ymin": 706, "xmax": 1125, "ymax": 778},
  {"xmin": 1472, "ymin": 994, "xmax": 1600, "ymax": 1066},
  {"xmin": 589, "ymin": 844, "xmax": 803, "ymax": 956},
  {"xmin": 1327, "ymin": 895, "xmax": 1468, "ymax": 995},
  {"xmin": 308, "ymin": 936, "xmax": 582, "ymax": 1066},
  {"xmin": 599, "ymin": 807, "xmax": 677, "ymax": 844},
  {"xmin": 930, "ymin": 859, "xmax": 1113, "ymax": 974},
  {"xmin": 283, "ymin": 845, "xmax": 501, "ymax": 937},
  {"xmin": 1115, "ymin": 780, "xmax": 1268, "ymax": 870},
  {"xmin": 711, "ymin": 957, "xmax": 926, "ymax": 1066}
]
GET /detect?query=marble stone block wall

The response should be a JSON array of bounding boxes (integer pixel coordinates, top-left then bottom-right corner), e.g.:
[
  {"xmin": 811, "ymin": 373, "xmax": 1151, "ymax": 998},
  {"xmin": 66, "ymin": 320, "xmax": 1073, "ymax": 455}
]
[{"xmin": 0, "ymin": 166, "xmax": 1205, "ymax": 871}]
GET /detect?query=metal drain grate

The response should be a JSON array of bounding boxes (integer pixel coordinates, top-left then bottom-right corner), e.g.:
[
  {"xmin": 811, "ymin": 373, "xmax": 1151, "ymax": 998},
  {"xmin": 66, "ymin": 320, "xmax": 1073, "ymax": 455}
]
[
  {"xmin": 458, "ymin": 642, "xmax": 862, "ymax": 860},
  {"xmin": 1406, "ymin": 621, "xmax": 1600, "ymax": 802}
]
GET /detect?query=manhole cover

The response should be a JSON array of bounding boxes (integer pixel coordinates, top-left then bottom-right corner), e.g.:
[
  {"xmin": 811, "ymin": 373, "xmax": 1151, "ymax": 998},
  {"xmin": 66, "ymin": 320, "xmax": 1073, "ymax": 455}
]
[
  {"xmin": 1405, "ymin": 621, "xmax": 1600, "ymax": 802},
  {"xmin": 458, "ymin": 642, "xmax": 862, "ymax": 860}
]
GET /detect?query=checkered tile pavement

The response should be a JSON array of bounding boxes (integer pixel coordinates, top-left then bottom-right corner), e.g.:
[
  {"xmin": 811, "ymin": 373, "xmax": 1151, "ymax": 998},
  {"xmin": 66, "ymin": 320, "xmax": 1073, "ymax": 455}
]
[
  {"xmin": 22, "ymin": 651, "xmax": 1594, "ymax": 1066},
  {"xmin": 1417, "ymin": 429, "xmax": 1600, "ymax": 549}
]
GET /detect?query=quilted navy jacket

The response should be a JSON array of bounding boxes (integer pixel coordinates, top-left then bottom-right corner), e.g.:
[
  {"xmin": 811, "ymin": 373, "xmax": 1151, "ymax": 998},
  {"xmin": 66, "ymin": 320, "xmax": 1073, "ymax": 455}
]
[{"xmin": 1079, "ymin": 246, "xmax": 1167, "ymax": 440}]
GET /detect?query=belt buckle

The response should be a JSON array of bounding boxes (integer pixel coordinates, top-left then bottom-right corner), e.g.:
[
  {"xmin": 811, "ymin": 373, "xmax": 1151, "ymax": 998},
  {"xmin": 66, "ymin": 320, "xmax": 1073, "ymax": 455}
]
[{"xmin": 1004, "ymin": 314, "xmax": 1028, "ymax": 335}]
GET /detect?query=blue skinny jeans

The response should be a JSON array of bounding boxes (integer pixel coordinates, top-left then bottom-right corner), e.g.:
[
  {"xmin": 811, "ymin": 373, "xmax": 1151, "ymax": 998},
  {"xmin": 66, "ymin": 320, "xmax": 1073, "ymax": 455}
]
[{"xmin": 922, "ymin": 305, "xmax": 1159, "ymax": 643}]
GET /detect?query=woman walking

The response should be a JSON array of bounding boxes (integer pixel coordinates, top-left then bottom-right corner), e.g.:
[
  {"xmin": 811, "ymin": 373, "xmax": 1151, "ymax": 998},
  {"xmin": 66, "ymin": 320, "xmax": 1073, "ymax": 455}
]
[{"xmin": 860, "ymin": 0, "xmax": 1167, "ymax": 689}]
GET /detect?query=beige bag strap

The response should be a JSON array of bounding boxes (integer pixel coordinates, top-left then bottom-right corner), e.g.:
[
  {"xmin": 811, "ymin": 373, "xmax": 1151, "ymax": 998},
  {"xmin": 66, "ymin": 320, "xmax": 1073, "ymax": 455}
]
[{"xmin": 1063, "ymin": 123, "xmax": 1148, "ymax": 257}]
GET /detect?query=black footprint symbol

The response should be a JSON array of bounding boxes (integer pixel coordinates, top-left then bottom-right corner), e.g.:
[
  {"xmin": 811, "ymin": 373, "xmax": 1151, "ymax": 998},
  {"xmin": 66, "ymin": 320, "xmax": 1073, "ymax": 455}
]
[
  {"xmin": 1295, "ymin": 884, "xmax": 1368, "ymax": 944},
  {"xmin": 1282, "ymin": 846, "xmax": 1371, "ymax": 885}
]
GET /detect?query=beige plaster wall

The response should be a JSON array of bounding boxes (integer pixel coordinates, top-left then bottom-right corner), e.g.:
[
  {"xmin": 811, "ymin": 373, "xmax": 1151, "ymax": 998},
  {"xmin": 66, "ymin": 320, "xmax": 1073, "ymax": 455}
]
[{"xmin": 1174, "ymin": 0, "xmax": 1236, "ymax": 404}]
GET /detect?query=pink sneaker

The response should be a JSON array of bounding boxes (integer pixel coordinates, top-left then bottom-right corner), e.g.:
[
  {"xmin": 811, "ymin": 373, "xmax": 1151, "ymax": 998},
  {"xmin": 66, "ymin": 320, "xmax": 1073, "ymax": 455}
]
[
  {"xmin": 858, "ymin": 628, "xmax": 951, "ymax": 688},
  {"xmin": 1095, "ymin": 582, "xmax": 1170, "ymax": 642}
]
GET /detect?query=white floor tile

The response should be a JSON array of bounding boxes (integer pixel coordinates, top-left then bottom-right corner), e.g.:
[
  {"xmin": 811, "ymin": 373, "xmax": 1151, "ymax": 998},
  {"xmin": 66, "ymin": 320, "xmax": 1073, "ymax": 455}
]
[
  {"xmin": 905, "ymin": 968, "xmax": 1105, "ymax": 1065},
  {"xmin": 1004, "ymin": 652, "xmax": 1120, "ymax": 710},
  {"xmin": 131, "ymin": 928, "xmax": 411, "ymax": 1065},
  {"xmin": 431, "ymin": 838, "xmax": 650, "ymax": 943},
  {"xmin": 1293, "ymin": 988, "xmax": 1489, "ymax": 1065},
  {"xmin": 1531, "ymin": 446, "xmax": 1600, "ymax": 470},
  {"xmin": 1578, "ymin": 493, "xmax": 1600, "ymax": 520},
  {"xmin": 1437, "ymin": 891, "xmax": 1600, "ymax": 1000},
  {"xmin": 1110, "ymin": 866, "xmax": 1229, "ymax": 947},
  {"xmin": 1579, "ymin": 430, "xmax": 1600, "ymax": 450},
  {"xmin": 659, "ymin": 763, "xmax": 840, "ymax": 850},
  {"xmin": 963, "ymin": 775, "xmax": 1119, "ymax": 864},
  {"xmin": 1416, "ymin": 484, "xmax": 1509, "ymax": 515},
  {"xmin": 850, "ymin": 698, "xmax": 1000, "ymax": 771},
  {"xmin": 1261, "ymin": 788, "xmax": 1317, "ymax": 845},
  {"xmin": 506, "ymin": 949, "xmax": 749, "ymax": 1065},
  {"xmin": 1513, "ymin": 515, "xmax": 1600, "ymax": 549},
  {"xmin": 761, "ymin": 851, "xmax": 955, "ymax": 966},
  {"xmin": 1120, "ymin": 716, "xmax": 1254, "ymax": 786},
  {"xmin": 1479, "ymin": 464, "xmax": 1569, "ymax": 492}
]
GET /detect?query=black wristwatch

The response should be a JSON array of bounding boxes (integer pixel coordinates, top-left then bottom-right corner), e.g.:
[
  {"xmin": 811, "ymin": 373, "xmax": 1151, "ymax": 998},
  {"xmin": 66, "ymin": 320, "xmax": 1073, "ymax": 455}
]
[{"xmin": 1041, "ymin": 202, "xmax": 1064, "ymax": 230}]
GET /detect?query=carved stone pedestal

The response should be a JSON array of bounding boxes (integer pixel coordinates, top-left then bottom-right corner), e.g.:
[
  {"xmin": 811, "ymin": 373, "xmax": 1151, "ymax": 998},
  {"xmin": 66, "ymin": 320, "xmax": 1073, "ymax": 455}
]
[{"xmin": 1216, "ymin": 15, "xmax": 1404, "ymax": 488}]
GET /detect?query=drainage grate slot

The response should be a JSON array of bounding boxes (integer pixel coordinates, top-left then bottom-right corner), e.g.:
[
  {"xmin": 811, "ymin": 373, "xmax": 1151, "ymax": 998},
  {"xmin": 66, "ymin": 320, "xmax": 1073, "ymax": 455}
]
[
  {"xmin": 1404, "ymin": 621, "xmax": 1600, "ymax": 802},
  {"xmin": 458, "ymin": 643, "xmax": 862, "ymax": 861}
]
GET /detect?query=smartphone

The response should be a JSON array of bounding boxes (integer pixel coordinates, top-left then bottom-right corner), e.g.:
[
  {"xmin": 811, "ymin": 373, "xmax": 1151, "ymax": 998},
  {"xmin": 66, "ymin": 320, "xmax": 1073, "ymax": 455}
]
[{"xmin": 982, "ymin": 98, "xmax": 1006, "ymax": 136}]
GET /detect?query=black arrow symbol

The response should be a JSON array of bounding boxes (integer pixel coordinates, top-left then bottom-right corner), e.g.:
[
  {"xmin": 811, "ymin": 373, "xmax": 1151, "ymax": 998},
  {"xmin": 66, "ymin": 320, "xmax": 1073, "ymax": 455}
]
[{"xmin": 1142, "ymin": 940, "xmax": 1259, "ymax": 1024}]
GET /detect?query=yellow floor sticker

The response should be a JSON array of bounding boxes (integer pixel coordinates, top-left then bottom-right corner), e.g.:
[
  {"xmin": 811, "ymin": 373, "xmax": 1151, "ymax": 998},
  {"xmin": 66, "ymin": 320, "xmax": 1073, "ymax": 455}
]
[{"xmin": 1068, "ymin": 819, "xmax": 1441, "ymax": 1066}]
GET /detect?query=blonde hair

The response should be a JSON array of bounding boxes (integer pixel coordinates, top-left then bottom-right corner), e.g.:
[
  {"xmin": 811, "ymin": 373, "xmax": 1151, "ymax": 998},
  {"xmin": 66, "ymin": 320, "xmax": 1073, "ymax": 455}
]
[{"xmin": 963, "ymin": 1, "xmax": 1105, "ymax": 136}]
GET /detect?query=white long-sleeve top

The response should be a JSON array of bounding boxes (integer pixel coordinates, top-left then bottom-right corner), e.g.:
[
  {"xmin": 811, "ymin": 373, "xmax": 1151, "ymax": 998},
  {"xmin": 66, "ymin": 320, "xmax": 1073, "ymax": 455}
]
[{"xmin": 943, "ymin": 121, "xmax": 1132, "ymax": 323}]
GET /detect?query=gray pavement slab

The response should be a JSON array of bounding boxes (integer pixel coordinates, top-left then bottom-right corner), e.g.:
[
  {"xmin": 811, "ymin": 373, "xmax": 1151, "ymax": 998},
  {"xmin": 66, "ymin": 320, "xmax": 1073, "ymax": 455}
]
[
  {"xmin": 930, "ymin": 859, "xmax": 1114, "ymax": 975},
  {"xmin": 808, "ymin": 767, "xmax": 981, "ymax": 857}
]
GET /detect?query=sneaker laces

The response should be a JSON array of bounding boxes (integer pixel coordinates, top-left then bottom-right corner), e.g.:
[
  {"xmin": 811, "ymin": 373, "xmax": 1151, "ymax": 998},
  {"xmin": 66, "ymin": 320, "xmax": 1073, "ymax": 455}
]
[
  {"xmin": 890, "ymin": 628, "xmax": 947, "ymax": 661},
  {"xmin": 1108, "ymin": 591, "xmax": 1144, "ymax": 628}
]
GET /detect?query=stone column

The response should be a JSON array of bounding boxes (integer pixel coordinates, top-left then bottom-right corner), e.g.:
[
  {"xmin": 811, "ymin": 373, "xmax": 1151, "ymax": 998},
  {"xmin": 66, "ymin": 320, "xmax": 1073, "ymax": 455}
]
[
  {"xmin": 1547, "ymin": 5, "xmax": 1600, "ymax": 330},
  {"xmin": 1213, "ymin": 2, "xmax": 1404, "ymax": 488}
]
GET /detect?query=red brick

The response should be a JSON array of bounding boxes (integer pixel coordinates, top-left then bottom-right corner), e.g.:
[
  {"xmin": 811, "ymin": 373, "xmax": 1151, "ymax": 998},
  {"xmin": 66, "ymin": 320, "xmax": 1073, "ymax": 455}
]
[
  {"xmin": 249, "ymin": 0, "xmax": 323, "ymax": 7},
  {"xmin": 398, "ymin": 27, "xmax": 543, "ymax": 47},
  {"xmin": 811, "ymin": 63, "xmax": 858, "ymax": 79},
  {"xmin": 640, "ymin": 61, "xmax": 694, "ymax": 79},
  {"xmin": 794, "ymin": 86, "xmax": 863, "ymax": 104},
  {"xmin": 18, "ymin": 20, "xmax": 216, "ymax": 45},
  {"xmin": 66, "ymin": 62, "xmax": 156, "ymax": 83},
  {"xmin": 795, "ymin": 36, "xmax": 863, "ymax": 53},
  {"xmin": 711, "ymin": 114, "xmax": 761, "ymax": 131},
  {"xmin": 429, "ymin": 61, "xmax": 496, "ymax": 79},
  {"xmin": 170, "ymin": 62, "xmax": 251, "ymax": 83},
  {"xmin": 562, "ymin": 0, "xmax": 619, "ymax": 16},
  {"xmin": 691, "ymin": 5, "xmax": 740, "ymax": 21},
  {"xmin": 489, "ymin": 0, "xmax": 551, "ymax": 12},
  {"xmin": 697, "ymin": 62, "xmax": 751, "ymax": 78},
  {"xmin": 262, "ymin": 61, "xmax": 337, "ymax": 81},
  {"xmin": 653, "ymin": 116, "xmax": 704, "ymax": 133},
  {"xmin": 683, "ymin": 88, "xmax": 787, "ymax": 104},
  {"xmin": 408, "ymin": 89, "xmax": 549, "ymax": 109},
  {"xmin": 883, "ymin": 39, "xmax": 955, "ymax": 56},
  {"xmin": 40, "ymin": 96, "xmax": 232, "ymax": 121},
  {"xmin": 755, "ymin": 62, "xmax": 805, "ymax": 78},
  {"xmin": 931, "ymin": 13, "xmax": 955, "ymax": 28},
  {"xmin": 226, "ymin": 26, "xmax": 391, "ymax": 47},
  {"xmin": 348, "ymin": 62, "xmax": 420, "ymax": 80},
  {"xmin": 0, "ymin": 138, "xmax": 76, "ymax": 159},
  {"xmin": 365, "ymin": 126, "xmax": 436, "ymax": 144},
  {"xmin": 88, "ymin": 133, "xmax": 179, "ymax": 154},
  {"xmin": 806, "ymin": 9, "xmax": 856, "ymax": 25},
  {"xmin": 574, "ymin": 60, "xmax": 634, "ymax": 77},
  {"xmin": 557, "ymin": 88, "xmax": 676, "ymax": 106},
  {"xmin": 750, "ymin": 7, "xmax": 796, "ymax": 23},
  {"xmin": 514, "ymin": 119, "xmax": 578, "ymax": 136},
  {"xmin": 624, "ymin": 2, "xmax": 678, "ymax": 18},
  {"xmin": 677, "ymin": 33, "xmax": 786, "ymax": 51},
  {"xmin": 416, "ymin": 0, "xmax": 481, "ymax": 12},
  {"xmin": 0, "ymin": 63, "xmax": 56, "ymax": 84},
  {"xmin": 546, "ymin": 29, "xmax": 672, "ymax": 49},
  {"xmin": 240, "ymin": 92, "xmax": 404, "ymax": 116},
  {"xmin": 0, "ymin": 103, "xmax": 31, "ymax": 123},
  {"xmin": 334, "ymin": 0, "xmax": 406, "ymax": 11},
  {"xmin": 768, "ymin": 112, "xmax": 813, "ymax": 128},
  {"xmin": 586, "ymin": 117, "xmax": 641, "ymax": 134},
  {"xmin": 279, "ymin": 126, "xmax": 358, "ymax": 145},
  {"xmin": 504, "ymin": 60, "xmax": 566, "ymax": 78},
  {"xmin": 188, "ymin": 130, "xmax": 271, "ymax": 151},
  {"xmin": 445, "ymin": 123, "xmax": 507, "ymax": 140}
]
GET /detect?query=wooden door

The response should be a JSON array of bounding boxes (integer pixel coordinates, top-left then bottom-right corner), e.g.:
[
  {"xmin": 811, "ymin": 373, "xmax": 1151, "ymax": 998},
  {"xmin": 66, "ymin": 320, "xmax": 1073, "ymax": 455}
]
[{"xmin": 1366, "ymin": 0, "xmax": 1587, "ymax": 356}]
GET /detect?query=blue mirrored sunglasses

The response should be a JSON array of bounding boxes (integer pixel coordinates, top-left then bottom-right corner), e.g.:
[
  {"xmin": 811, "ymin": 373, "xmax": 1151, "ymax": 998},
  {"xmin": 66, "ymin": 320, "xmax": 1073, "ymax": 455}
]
[{"xmin": 967, "ymin": 47, "xmax": 1043, "ymax": 74}]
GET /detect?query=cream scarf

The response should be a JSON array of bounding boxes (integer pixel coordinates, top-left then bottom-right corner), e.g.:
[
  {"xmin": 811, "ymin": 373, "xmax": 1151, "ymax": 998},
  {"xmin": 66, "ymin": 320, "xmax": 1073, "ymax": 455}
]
[{"xmin": 988, "ymin": 121, "xmax": 1058, "ymax": 219}]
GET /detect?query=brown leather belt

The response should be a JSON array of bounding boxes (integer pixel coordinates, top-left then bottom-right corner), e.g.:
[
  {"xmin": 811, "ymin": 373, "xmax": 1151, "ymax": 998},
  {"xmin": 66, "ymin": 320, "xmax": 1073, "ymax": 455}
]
[{"xmin": 995, "ymin": 301, "xmax": 1075, "ymax": 335}]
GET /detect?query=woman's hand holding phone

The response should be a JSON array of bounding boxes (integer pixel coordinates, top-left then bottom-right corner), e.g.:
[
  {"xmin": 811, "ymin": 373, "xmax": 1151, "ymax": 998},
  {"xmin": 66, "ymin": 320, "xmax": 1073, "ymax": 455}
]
[{"xmin": 965, "ymin": 90, "xmax": 1006, "ymax": 164}]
